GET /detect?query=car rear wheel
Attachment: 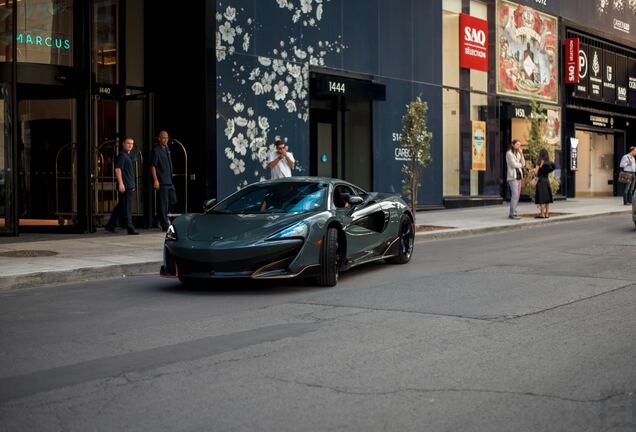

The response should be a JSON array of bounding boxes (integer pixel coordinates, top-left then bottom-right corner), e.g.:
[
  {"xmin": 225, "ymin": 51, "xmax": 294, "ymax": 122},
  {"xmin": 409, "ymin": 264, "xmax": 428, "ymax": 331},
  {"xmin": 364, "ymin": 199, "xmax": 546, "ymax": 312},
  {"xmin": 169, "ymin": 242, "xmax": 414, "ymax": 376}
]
[
  {"xmin": 317, "ymin": 227, "xmax": 339, "ymax": 287},
  {"xmin": 386, "ymin": 214, "xmax": 414, "ymax": 264}
]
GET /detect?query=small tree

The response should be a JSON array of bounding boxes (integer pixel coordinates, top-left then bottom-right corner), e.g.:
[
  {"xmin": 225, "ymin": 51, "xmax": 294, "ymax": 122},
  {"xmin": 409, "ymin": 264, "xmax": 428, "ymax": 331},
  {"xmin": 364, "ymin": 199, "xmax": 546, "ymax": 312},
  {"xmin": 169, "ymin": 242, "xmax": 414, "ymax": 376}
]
[
  {"xmin": 522, "ymin": 99, "xmax": 560, "ymax": 198},
  {"xmin": 400, "ymin": 97, "xmax": 432, "ymax": 218}
]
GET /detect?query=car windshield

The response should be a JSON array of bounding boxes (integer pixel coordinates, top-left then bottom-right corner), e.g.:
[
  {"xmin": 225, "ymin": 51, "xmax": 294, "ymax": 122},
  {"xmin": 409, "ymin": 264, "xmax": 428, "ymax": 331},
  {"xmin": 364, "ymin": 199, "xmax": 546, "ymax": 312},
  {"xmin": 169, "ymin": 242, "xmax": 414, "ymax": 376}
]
[{"xmin": 213, "ymin": 182, "xmax": 328, "ymax": 214}]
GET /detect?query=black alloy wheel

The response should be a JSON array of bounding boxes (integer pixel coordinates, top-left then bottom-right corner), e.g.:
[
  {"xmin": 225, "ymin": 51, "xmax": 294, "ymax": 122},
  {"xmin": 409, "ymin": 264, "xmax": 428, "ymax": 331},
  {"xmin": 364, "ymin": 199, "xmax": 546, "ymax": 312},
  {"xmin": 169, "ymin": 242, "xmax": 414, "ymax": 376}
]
[
  {"xmin": 386, "ymin": 214, "xmax": 414, "ymax": 264},
  {"xmin": 317, "ymin": 227, "xmax": 339, "ymax": 287}
]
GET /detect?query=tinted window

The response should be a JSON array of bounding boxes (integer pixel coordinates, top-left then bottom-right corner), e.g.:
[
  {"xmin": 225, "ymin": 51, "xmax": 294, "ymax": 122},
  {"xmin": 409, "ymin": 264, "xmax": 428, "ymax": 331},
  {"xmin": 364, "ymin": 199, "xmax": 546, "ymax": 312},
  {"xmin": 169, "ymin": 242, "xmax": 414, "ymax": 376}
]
[{"xmin": 214, "ymin": 182, "xmax": 327, "ymax": 214}]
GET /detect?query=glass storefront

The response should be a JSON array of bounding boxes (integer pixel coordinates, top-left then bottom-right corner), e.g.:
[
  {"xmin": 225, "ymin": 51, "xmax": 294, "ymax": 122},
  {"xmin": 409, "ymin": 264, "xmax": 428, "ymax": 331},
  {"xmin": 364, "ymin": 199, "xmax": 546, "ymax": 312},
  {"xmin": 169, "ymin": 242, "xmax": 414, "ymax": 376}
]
[
  {"xmin": 0, "ymin": 86, "xmax": 12, "ymax": 231},
  {"xmin": 94, "ymin": 0, "xmax": 118, "ymax": 84},
  {"xmin": 16, "ymin": 0, "xmax": 74, "ymax": 66},
  {"xmin": 442, "ymin": 0, "xmax": 494, "ymax": 200}
]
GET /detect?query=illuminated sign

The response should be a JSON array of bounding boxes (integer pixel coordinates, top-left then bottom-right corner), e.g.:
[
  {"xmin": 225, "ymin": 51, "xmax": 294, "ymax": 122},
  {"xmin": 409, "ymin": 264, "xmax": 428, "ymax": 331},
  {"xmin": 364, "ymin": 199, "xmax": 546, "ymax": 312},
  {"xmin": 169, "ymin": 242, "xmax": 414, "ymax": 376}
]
[
  {"xmin": 16, "ymin": 33, "xmax": 71, "ymax": 50},
  {"xmin": 460, "ymin": 13, "xmax": 488, "ymax": 72}
]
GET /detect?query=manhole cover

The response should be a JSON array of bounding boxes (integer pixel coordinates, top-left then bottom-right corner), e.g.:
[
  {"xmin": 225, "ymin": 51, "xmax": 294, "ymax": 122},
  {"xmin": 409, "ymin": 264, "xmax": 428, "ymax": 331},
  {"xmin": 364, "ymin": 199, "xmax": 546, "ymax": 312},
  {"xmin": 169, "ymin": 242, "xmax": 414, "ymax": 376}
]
[{"xmin": 0, "ymin": 250, "xmax": 59, "ymax": 258}]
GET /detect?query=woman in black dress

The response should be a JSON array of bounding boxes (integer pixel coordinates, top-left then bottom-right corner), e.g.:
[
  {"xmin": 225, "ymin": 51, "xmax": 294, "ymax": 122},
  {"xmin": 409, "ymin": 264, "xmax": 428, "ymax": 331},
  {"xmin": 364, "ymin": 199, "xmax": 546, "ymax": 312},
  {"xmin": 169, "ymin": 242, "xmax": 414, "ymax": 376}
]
[{"xmin": 534, "ymin": 148, "xmax": 555, "ymax": 218}]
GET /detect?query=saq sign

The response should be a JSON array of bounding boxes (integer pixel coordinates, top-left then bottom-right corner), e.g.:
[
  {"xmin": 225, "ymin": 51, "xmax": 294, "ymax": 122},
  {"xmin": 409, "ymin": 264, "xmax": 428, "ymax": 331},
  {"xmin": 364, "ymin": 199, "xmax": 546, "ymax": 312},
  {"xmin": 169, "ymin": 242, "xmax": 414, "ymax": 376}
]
[{"xmin": 460, "ymin": 13, "xmax": 488, "ymax": 72}]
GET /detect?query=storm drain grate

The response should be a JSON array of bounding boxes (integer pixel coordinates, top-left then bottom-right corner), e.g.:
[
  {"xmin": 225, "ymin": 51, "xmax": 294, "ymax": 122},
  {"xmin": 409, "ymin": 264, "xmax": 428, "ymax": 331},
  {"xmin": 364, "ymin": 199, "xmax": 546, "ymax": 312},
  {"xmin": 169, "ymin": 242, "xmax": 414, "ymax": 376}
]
[{"xmin": 0, "ymin": 250, "xmax": 59, "ymax": 258}]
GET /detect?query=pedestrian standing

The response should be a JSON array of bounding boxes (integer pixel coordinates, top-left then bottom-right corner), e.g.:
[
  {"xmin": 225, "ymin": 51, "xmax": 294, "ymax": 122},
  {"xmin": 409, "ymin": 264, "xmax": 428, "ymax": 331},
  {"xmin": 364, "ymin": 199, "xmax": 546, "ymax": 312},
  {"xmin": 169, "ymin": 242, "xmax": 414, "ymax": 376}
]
[
  {"xmin": 619, "ymin": 146, "xmax": 636, "ymax": 205},
  {"xmin": 105, "ymin": 137, "xmax": 139, "ymax": 234},
  {"xmin": 267, "ymin": 140, "xmax": 295, "ymax": 179},
  {"xmin": 151, "ymin": 130, "xmax": 176, "ymax": 231},
  {"xmin": 534, "ymin": 148, "xmax": 555, "ymax": 219},
  {"xmin": 506, "ymin": 139, "xmax": 525, "ymax": 220}
]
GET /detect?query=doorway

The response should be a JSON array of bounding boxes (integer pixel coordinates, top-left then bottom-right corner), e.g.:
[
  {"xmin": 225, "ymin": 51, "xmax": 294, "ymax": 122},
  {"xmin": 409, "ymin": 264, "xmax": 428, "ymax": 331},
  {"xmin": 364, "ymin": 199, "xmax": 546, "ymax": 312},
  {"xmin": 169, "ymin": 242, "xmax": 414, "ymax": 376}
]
[
  {"xmin": 309, "ymin": 96, "xmax": 372, "ymax": 190},
  {"xmin": 92, "ymin": 89, "xmax": 153, "ymax": 228},
  {"xmin": 574, "ymin": 129, "xmax": 614, "ymax": 197},
  {"xmin": 18, "ymin": 98, "xmax": 76, "ymax": 227}
]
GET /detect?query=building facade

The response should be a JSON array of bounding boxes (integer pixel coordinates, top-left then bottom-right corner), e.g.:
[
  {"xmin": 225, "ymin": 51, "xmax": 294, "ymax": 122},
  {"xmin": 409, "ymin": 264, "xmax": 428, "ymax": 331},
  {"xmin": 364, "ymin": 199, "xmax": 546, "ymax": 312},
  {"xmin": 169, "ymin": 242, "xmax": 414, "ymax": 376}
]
[
  {"xmin": 214, "ymin": 0, "xmax": 636, "ymax": 210},
  {"xmin": 1, "ymin": 0, "xmax": 635, "ymax": 236},
  {"xmin": 0, "ymin": 0, "xmax": 208, "ymax": 236}
]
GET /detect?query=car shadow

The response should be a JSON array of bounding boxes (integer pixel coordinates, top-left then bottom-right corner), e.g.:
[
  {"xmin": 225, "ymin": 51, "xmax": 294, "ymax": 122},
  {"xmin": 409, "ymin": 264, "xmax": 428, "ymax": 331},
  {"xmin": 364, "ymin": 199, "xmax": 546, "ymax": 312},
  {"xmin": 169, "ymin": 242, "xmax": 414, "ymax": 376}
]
[{"xmin": 159, "ymin": 277, "xmax": 322, "ymax": 296}]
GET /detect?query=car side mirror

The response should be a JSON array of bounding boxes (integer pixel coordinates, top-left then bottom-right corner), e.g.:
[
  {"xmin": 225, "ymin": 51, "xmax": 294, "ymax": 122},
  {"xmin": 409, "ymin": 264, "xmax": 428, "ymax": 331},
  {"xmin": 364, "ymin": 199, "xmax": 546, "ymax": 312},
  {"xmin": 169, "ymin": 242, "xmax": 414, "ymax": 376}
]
[
  {"xmin": 348, "ymin": 196, "xmax": 364, "ymax": 206},
  {"xmin": 203, "ymin": 198, "xmax": 217, "ymax": 213}
]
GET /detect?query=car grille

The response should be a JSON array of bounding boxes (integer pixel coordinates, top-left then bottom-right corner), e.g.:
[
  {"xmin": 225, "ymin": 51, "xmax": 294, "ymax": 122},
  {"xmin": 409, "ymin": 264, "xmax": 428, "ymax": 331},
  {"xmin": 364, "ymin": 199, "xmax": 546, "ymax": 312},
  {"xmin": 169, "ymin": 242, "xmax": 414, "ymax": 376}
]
[{"xmin": 176, "ymin": 247, "xmax": 301, "ymax": 275}]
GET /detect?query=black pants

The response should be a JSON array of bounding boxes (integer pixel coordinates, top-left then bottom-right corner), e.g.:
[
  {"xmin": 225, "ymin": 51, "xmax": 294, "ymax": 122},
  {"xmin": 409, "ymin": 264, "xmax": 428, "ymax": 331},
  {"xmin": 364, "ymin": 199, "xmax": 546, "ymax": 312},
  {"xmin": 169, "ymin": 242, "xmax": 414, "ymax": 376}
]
[
  {"xmin": 156, "ymin": 185, "xmax": 177, "ymax": 229},
  {"xmin": 108, "ymin": 189, "xmax": 134, "ymax": 229}
]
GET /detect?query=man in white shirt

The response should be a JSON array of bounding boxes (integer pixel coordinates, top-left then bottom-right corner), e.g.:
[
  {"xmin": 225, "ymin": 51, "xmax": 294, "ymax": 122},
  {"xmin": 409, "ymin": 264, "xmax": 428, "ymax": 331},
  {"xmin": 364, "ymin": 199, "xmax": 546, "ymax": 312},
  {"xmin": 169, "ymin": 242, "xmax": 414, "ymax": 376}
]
[
  {"xmin": 267, "ymin": 140, "xmax": 295, "ymax": 179},
  {"xmin": 619, "ymin": 146, "xmax": 636, "ymax": 205}
]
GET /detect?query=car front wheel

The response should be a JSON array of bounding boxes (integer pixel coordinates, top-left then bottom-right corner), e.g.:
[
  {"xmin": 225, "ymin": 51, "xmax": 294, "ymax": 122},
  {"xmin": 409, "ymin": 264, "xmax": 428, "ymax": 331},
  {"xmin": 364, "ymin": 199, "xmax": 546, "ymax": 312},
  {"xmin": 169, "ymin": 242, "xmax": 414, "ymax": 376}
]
[
  {"xmin": 386, "ymin": 214, "xmax": 414, "ymax": 264},
  {"xmin": 317, "ymin": 227, "xmax": 339, "ymax": 287}
]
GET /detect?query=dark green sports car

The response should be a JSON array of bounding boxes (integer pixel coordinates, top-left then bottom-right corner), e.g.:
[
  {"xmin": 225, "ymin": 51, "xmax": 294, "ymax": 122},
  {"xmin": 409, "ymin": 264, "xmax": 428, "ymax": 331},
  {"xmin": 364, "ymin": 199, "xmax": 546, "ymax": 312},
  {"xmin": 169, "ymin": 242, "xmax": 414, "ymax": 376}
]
[{"xmin": 160, "ymin": 177, "xmax": 414, "ymax": 286}]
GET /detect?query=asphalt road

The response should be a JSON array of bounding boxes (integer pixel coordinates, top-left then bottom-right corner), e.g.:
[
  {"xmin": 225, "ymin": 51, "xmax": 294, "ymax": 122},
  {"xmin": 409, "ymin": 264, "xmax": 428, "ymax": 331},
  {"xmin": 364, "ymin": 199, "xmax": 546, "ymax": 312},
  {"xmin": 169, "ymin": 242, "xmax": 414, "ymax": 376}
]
[{"xmin": 0, "ymin": 215, "xmax": 635, "ymax": 432}]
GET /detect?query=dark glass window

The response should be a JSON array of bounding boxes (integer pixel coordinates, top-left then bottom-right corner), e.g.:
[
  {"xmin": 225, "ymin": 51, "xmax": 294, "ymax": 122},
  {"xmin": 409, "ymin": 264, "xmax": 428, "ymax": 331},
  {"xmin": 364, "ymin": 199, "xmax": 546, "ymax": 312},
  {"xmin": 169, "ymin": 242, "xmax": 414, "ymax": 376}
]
[{"xmin": 16, "ymin": 0, "xmax": 74, "ymax": 66}]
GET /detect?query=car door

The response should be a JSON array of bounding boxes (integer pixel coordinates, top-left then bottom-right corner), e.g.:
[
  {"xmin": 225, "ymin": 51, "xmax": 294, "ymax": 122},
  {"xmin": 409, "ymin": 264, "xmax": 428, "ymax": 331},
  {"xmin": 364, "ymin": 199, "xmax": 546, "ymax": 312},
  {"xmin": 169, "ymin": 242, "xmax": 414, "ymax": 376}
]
[{"xmin": 336, "ymin": 185, "xmax": 390, "ymax": 264}]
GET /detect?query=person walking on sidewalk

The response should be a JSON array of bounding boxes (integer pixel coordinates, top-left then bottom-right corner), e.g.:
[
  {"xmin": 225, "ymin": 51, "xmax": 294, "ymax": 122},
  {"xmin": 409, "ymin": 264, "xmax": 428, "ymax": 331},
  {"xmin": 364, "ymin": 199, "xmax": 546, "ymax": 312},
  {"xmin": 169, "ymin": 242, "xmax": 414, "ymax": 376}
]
[
  {"xmin": 506, "ymin": 139, "xmax": 525, "ymax": 220},
  {"xmin": 619, "ymin": 146, "xmax": 636, "ymax": 205},
  {"xmin": 105, "ymin": 136, "xmax": 139, "ymax": 235},
  {"xmin": 534, "ymin": 148, "xmax": 555, "ymax": 219},
  {"xmin": 151, "ymin": 130, "xmax": 176, "ymax": 231}
]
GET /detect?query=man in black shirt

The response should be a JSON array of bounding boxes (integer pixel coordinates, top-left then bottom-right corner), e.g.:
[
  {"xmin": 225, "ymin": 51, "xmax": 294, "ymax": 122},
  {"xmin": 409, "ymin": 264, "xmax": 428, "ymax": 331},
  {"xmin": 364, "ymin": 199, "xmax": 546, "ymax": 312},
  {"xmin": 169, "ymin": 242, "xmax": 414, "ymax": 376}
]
[
  {"xmin": 150, "ymin": 130, "xmax": 176, "ymax": 231},
  {"xmin": 105, "ymin": 136, "xmax": 139, "ymax": 235}
]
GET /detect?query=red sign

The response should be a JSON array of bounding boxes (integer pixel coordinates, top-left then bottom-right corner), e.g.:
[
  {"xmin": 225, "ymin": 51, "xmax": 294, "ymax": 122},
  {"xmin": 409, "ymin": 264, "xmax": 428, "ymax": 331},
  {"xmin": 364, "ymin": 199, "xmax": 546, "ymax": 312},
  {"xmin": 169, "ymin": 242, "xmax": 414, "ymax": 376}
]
[
  {"xmin": 459, "ymin": 13, "xmax": 488, "ymax": 72},
  {"xmin": 565, "ymin": 37, "xmax": 580, "ymax": 84}
]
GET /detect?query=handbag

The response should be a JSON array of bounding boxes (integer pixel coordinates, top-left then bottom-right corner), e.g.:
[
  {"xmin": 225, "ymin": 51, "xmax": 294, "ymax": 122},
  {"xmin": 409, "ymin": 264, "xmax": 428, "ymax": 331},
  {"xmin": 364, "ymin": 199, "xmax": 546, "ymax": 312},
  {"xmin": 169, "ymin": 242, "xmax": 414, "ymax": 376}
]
[
  {"xmin": 529, "ymin": 171, "xmax": 538, "ymax": 187},
  {"xmin": 618, "ymin": 171, "xmax": 633, "ymax": 184}
]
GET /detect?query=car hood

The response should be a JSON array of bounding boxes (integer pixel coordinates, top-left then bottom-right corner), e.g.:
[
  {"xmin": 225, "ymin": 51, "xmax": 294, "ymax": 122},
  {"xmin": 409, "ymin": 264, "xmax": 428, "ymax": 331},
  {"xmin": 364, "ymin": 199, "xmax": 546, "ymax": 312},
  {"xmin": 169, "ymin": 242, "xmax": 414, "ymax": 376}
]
[{"xmin": 186, "ymin": 212, "xmax": 312, "ymax": 242}]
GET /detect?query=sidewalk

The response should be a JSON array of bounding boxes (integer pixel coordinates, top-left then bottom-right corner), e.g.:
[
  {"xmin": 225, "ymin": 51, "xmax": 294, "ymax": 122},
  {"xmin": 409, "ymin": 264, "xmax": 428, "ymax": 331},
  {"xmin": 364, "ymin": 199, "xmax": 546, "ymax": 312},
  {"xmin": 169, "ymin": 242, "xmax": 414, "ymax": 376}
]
[{"xmin": 0, "ymin": 197, "xmax": 631, "ymax": 291}]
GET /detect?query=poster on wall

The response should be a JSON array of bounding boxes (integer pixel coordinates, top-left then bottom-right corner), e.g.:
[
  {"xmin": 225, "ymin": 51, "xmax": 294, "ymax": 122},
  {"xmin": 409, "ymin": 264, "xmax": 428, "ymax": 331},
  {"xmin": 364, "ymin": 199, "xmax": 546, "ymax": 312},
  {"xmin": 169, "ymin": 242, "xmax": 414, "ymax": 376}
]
[
  {"xmin": 544, "ymin": 106, "xmax": 561, "ymax": 150},
  {"xmin": 615, "ymin": 55, "xmax": 628, "ymax": 106},
  {"xmin": 574, "ymin": 42, "xmax": 589, "ymax": 98},
  {"xmin": 588, "ymin": 46, "xmax": 604, "ymax": 100},
  {"xmin": 496, "ymin": 0, "xmax": 559, "ymax": 103},
  {"xmin": 629, "ymin": 58, "xmax": 636, "ymax": 108},
  {"xmin": 472, "ymin": 121, "xmax": 486, "ymax": 171},
  {"xmin": 602, "ymin": 50, "xmax": 616, "ymax": 104}
]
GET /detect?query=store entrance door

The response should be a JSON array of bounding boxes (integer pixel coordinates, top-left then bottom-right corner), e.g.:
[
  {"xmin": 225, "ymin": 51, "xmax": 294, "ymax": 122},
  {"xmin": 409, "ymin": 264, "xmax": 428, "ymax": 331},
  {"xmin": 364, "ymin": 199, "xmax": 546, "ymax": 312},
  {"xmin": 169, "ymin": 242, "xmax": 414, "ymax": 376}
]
[
  {"xmin": 309, "ymin": 96, "xmax": 373, "ymax": 190},
  {"xmin": 92, "ymin": 87, "xmax": 154, "ymax": 229},
  {"xmin": 17, "ymin": 97, "xmax": 76, "ymax": 229},
  {"xmin": 574, "ymin": 129, "xmax": 615, "ymax": 197}
]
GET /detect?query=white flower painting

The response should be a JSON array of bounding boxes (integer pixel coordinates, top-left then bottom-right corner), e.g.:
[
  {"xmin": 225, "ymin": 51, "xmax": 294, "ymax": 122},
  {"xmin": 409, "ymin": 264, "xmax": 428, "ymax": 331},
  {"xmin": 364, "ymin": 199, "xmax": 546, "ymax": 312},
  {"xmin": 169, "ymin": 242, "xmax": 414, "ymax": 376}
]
[{"xmin": 216, "ymin": 0, "xmax": 345, "ymax": 190}]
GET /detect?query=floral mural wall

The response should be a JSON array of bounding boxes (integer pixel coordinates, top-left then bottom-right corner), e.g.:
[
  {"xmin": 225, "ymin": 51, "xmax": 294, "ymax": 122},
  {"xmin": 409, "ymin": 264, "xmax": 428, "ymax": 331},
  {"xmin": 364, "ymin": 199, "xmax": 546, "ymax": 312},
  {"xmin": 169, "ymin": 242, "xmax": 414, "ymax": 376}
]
[
  {"xmin": 215, "ymin": 0, "xmax": 345, "ymax": 195},
  {"xmin": 496, "ymin": 0, "xmax": 558, "ymax": 103}
]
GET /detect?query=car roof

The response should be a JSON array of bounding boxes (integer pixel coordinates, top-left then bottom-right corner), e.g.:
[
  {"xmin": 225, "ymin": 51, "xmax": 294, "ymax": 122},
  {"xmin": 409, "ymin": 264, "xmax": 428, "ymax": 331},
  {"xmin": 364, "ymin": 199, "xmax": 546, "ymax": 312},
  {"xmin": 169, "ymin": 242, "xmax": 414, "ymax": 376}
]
[{"xmin": 257, "ymin": 177, "xmax": 360, "ymax": 188}]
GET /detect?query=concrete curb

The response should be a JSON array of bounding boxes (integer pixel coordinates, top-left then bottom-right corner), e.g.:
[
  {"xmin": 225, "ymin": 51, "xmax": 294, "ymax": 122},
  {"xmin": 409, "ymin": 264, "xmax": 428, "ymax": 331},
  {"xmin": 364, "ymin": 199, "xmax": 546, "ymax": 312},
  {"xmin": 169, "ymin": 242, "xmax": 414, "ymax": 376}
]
[
  {"xmin": 0, "ymin": 261, "xmax": 162, "ymax": 292},
  {"xmin": 0, "ymin": 209, "xmax": 630, "ymax": 292},
  {"xmin": 415, "ymin": 210, "xmax": 632, "ymax": 241}
]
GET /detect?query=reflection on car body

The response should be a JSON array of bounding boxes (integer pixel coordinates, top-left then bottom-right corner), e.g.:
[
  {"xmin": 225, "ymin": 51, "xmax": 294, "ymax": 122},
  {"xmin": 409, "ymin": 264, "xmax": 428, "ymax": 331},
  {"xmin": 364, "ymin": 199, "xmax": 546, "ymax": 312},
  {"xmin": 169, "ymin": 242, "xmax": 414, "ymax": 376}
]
[{"xmin": 160, "ymin": 177, "xmax": 414, "ymax": 287}]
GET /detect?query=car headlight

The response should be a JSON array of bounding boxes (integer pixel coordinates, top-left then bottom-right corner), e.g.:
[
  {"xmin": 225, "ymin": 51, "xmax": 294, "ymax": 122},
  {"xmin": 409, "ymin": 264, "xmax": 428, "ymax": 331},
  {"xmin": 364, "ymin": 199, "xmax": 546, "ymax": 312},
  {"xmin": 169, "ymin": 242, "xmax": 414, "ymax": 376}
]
[
  {"xmin": 165, "ymin": 225, "xmax": 177, "ymax": 241},
  {"xmin": 267, "ymin": 222, "xmax": 308, "ymax": 240}
]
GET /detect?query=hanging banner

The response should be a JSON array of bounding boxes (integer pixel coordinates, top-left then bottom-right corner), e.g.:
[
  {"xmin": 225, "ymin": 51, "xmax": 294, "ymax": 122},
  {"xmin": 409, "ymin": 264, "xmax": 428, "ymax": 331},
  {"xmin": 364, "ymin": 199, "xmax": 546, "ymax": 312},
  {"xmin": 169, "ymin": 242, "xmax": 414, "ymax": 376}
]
[
  {"xmin": 574, "ymin": 42, "xmax": 589, "ymax": 98},
  {"xmin": 588, "ymin": 46, "xmax": 604, "ymax": 100},
  {"xmin": 602, "ymin": 50, "xmax": 616, "ymax": 104},
  {"xmin": 496, "ymin": 0, "xmax": 559, "ymax": 103},
  {"xmin": 570, "ymin": 137, "xmax": 579, "ymax": 171},
  {"xmin": 460, "ymin": 13, "xmax": 489, "ymax": 72},
  {"xmin": 629, "ymin": 58, "xmax": 636, "ymax": 108},
  {"xmin": 472, "ymin": 121, "xmax": 486, "ymax": 171},
  {"xmin": 564, "ymin": 37, "xmax": 579, "ymax": 84},
  {"xmin": 616, "ymin": 54, "xmax": 628, "ymax": 106}
]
